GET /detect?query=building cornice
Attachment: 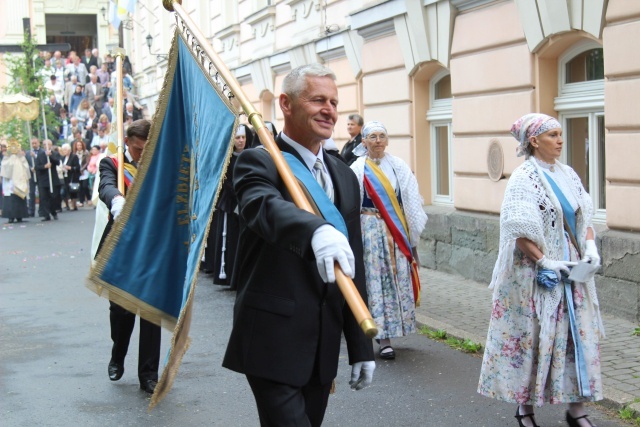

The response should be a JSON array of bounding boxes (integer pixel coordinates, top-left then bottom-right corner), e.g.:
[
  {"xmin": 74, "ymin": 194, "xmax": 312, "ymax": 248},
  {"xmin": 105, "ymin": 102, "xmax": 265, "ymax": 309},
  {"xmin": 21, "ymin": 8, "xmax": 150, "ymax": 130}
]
[
  {"xmin": 449, "ymin": 0, "xmax": 497, "ymax": 12},
  {"xmin": 350, "ymin": 0, "xmax": 406, "ymax": 34}
]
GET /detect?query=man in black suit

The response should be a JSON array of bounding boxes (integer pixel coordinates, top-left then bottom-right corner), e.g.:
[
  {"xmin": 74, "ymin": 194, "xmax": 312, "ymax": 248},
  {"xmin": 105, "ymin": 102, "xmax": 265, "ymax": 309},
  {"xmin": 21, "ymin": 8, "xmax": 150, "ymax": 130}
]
[
  {"xmin": 97, "ymin": 119, "xmax": 161, "ymax": 394},
  {"xmin": 223, "ymin": 64, "xmax": 375, "ymax": 427},
  {"xmin": 25, "ymin": 137, "xmax": 41, "ymax": 217},
  {"xmin": 340, "ymin": 113, "xmax": 363, "ymax": 166},
  {"xmin": 35, "ymin": 139, "xmax": 60, "ymax": 221}
]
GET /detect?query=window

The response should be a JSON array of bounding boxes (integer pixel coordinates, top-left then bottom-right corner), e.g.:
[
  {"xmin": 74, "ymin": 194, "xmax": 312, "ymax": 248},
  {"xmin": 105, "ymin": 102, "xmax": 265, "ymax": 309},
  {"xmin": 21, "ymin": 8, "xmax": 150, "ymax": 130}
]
[
  {"xmin": 565, "ymin": 48, "xmax": 604, "ymax": 83},
  {"xmin": 427, "ymin": 71, "xmax": 453, "ymax": 205},
  {"xmin": 564, "ymin": 113, "xmax": 606, "ymax": 211},
  {"xmin": 555, "ymin": 41, "xmax": 605, "ymax": 221}
]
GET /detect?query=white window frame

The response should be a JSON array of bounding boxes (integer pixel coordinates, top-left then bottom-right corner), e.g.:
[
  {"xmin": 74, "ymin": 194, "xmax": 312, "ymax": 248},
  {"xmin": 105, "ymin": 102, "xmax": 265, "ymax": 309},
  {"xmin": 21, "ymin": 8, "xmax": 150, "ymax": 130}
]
[
  {"xmin": 427, "ymin": 69, "xmax": 453, "ymax": 206},
  {"xmin": 555, "ymin": 40, "xmax": 605, "ymax": 223}
]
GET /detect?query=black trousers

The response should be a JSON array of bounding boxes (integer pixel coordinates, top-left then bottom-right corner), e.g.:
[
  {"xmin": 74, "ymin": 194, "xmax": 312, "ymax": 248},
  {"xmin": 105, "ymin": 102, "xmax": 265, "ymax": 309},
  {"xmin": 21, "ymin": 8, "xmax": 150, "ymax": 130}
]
[
  {"xmin": 109, "ymin": 301, "xmax": 161, "ymax": 382},
  {"xmin": 38, "ymin": 184, "xmax": 57, "ymax": 219},
  {"xmin": 246, "ymin": 374, "xmax": 332, "ymax": 427},
  {"xmin": 28, "ymin": 178, "xmax": 37, "ymax": 216}
]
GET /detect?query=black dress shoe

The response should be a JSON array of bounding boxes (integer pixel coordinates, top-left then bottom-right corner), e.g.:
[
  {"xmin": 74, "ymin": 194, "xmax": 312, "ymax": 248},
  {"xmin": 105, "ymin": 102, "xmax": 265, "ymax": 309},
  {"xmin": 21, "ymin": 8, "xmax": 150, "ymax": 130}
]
[
  {"xmin": 52, "ymin": 214, "xmax": 58, "ymax": 220},
  {"xmin": 566, "ymin": 411, "xmax": 594, "ymax": 427},
  {"xmin": 108, "ymin": 361, "xmax": 124, "ymax": 381},
  {"xmin": 41, "ymin": 217, "xmax": 51, "ymax": 222},
  {"xmin": 516, "ymin": 406, "xmax": 539, "ymax": 427},
  {"xmin": 140, "ymin": 379, "xmax": 157, "ymax": 394}
]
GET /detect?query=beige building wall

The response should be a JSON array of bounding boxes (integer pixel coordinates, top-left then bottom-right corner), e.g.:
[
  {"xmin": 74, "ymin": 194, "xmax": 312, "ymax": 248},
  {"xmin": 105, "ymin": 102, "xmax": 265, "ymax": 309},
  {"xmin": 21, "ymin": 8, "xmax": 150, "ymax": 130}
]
[
  {"xmin": 361, "ymin": 34, "xmax": 413, "ymax": 166},
  {"xmin": 450, "ymin": 1, "xmax": 530, "ymax": 213},
  {"xmin": 128, "ymin": 0, "xmax": 639, "ymax": 235},
  {"xmin": 603, "ymin": 0, "xmax": 640, "ymax": 230}
]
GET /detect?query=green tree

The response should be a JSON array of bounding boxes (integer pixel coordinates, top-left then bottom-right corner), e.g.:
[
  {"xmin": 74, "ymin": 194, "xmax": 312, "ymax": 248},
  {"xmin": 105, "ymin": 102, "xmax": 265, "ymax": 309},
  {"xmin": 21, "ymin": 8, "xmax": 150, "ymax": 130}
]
[{"xmin": 0, "ymin": 30, "xmax": 59, "ymax": 147}]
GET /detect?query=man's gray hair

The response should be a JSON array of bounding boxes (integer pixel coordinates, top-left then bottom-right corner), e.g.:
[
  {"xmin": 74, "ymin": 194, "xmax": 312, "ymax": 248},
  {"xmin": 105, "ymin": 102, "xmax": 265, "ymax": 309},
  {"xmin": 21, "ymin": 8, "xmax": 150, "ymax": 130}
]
[
  {"xmin": 348, "ymin": 113, "xmax": 364, "ymax": 126},
  {"xmin": 281, "ymin": 63, "xmax": 336, "ymax": 98}
]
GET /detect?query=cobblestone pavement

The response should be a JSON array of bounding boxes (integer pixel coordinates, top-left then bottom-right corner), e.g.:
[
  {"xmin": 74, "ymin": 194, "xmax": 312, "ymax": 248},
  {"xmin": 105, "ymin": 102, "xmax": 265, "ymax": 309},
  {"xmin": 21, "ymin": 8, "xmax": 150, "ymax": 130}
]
[{"xmin": 415, "ymin": 268, "xmax": 640, "ymax": 413}]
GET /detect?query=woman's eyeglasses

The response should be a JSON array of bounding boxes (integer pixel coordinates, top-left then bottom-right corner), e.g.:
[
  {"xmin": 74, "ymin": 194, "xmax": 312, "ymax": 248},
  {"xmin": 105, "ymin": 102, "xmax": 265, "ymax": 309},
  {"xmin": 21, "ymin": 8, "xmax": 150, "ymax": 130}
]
[{"xmin": 365, "ymin": 134, "xmax": 387, "ymax": 142}]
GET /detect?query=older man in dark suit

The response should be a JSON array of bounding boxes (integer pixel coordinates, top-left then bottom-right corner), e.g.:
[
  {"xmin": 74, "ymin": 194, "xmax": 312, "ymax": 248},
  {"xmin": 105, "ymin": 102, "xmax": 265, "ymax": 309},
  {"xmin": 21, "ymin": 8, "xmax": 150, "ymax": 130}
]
[
  {"xmin": 24, "ymin": 137, "xmax": 41, "ymax": 217},
  {"xmin": 35, "ymin": 139, "xmax": 61, "ymax": 221},
  {"xmin": 223, "ymin": 64, "xmax": 375, "ymax": 427}
]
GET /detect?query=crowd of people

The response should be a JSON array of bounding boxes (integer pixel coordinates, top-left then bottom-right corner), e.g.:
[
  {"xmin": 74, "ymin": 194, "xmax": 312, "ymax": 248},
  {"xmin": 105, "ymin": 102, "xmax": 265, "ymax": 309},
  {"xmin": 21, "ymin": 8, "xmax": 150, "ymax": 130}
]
[
  {"xmin": 38, "ymin": 47, "xmax": 143, "ymax": 148},
  {"xmin": 2, "ymin": 61, "xmax": 604, "ymax": 427},
  {"xmin": 0, "ymin": 46, "xmax": 145, "ymax": 223}
]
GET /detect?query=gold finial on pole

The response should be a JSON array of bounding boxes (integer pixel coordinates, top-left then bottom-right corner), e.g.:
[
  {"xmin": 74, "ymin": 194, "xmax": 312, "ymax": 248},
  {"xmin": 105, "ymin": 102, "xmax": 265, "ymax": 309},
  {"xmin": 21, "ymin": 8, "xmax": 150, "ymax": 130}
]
[{"xmin": 162, "ymin": 0, "xmax": 181, "ymax": 12}]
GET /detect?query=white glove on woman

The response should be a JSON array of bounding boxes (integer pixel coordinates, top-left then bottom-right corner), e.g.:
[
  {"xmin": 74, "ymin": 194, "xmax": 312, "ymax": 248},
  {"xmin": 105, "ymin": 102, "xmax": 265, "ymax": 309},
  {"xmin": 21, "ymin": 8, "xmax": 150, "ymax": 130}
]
[
  {"xmin": 111, "ymin": 195, "xmax": 125, "ymax": 220},
  {"xmin": 537, "ymin": 256, "xmax": 577, "ymax": 280},
  {"xmin": 350, "ymin": 361, "xmax": 375, "ymax": 390},
  {"xmin": 582, "ymin": 240, "xmax": 600, "ymax": 266},
  {"xmin": 311, "ymin": 225, "xmax": 355, "ymax": 283}
]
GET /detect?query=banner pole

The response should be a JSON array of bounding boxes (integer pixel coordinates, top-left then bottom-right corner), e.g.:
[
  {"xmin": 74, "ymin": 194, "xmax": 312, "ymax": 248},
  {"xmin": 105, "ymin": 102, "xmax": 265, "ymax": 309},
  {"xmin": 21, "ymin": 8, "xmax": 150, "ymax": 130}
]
[
  {"xmin": 113, "ymin": 48, "xmax": 126, "ymax": 195},
  {"xmin": 163, "ymin": 0, "xmax": 377, "ymax": 338}
]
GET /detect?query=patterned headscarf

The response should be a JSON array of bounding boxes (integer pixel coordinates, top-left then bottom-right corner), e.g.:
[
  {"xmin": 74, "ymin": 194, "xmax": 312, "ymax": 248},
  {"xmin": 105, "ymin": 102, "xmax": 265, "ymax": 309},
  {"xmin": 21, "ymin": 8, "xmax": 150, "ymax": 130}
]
[
  {"xmin": 510, "ymin": 113, "xmax": 561, "ymax": 157},
  {"xmin": 362, "ymin": 121, "xmax": 387, "ymax": 138}
]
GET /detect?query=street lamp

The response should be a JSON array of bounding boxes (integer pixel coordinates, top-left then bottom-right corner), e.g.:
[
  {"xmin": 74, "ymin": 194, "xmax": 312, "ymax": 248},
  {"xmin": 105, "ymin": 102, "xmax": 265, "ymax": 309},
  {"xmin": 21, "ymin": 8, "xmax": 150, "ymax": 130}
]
[{"xmin": 145, "ymin": 33, "xmax": 168, "ymax": 62}]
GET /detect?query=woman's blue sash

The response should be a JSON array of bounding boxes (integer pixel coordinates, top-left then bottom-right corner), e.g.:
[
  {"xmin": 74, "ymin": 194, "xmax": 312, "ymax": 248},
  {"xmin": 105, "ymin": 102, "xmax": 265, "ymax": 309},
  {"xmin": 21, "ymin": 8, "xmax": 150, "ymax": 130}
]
[{"xmin": 544, "ymin": 171, "xmax": 591, "ymax": 397}]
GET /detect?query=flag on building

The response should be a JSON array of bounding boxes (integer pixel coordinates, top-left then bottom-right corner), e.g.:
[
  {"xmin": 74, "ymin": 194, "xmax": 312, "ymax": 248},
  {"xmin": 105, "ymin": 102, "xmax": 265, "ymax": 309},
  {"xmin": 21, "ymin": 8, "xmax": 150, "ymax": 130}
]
[
  {"xmin": 109, "ymin": 0, "xmax": 136, "ymax": 30},
  {"xmin": 86, "ymin": 30, "xmax": 239, "ymax": 408}
]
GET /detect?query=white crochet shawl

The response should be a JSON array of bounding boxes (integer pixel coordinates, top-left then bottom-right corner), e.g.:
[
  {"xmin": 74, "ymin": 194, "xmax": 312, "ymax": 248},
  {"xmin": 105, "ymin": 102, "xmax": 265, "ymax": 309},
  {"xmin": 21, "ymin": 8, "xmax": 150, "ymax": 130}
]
[
  {"xmin": 351, "ymin": 154, "xmax": 428, "ymax": 246},
  {"xmin": 491, "ymin": 158, "xmax": 603, "ymax": 337}
]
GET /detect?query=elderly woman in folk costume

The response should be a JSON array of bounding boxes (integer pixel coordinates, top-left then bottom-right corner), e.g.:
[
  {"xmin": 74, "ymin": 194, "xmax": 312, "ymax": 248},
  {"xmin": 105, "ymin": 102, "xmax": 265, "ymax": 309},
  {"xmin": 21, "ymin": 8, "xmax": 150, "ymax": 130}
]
[
  {"xmin": 477, "ymin": 114, "xmax": 603, "ymax": 427},
  {"xmin": 1, "ymin": 139, "xmax": 30, "ymax": 224},
  {"xmin": 350, "ymin": 121, "xmax": 427, "ymax": 360}
]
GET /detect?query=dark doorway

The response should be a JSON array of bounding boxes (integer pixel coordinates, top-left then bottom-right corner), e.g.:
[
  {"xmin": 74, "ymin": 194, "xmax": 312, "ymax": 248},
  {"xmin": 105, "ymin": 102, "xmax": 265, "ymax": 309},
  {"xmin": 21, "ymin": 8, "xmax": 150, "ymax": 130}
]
[{"xmin": 45, "ymin": 14, "xmax": 97, "ymax": 56}]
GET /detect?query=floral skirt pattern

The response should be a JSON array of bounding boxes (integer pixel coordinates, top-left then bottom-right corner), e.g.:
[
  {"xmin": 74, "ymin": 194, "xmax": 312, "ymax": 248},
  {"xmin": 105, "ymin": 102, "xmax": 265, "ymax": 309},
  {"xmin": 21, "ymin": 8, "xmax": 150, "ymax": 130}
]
[
  {"xmin": 478, "ymin": 241, "xmax": 603, "ymax": 406},
  {"xmin": 361, "ymin": 213, "xmax": 416, "ymax": 340}
]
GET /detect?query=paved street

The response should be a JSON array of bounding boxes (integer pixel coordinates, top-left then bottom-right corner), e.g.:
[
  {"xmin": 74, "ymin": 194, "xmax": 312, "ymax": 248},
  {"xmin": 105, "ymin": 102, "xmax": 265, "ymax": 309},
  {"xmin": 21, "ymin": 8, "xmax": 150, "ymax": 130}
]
[{"xmin": 0, "ymin": 208, "xmax": 627, "ymax": 426}]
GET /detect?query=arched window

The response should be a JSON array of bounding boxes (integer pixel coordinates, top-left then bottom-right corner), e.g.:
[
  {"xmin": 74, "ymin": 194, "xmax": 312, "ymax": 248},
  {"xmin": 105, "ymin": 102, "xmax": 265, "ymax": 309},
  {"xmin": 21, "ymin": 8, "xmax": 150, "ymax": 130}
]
[
  {"xmin": 427, "ymin": 70, "xmax": 452, "ymax": 205},
  {"xmin": 556, "ymin": 41, "xmax": 606, "ymax": 220}
]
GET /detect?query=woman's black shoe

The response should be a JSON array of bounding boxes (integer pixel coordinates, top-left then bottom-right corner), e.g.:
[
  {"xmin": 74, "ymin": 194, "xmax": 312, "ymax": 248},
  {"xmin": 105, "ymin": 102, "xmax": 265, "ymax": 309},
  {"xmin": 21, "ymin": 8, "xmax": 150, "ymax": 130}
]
[
  {"xmin": 566, "ymin": 411, "xmax": 595, "ymax": 427},
  {"xmin": 379, "ymin": 345, "xmax": 395, "ymax": 360},
  {"xmin": 515, "ymin": 406, "xmax": 539, "ymax": 427}
]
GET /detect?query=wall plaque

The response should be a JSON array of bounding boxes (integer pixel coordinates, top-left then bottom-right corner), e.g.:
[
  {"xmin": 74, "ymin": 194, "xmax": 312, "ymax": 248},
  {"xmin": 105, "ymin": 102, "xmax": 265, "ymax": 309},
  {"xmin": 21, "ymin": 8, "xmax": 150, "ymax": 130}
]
[{"xmin": 487, "ymin": 139, "xmax": 504, "ymax": 182}]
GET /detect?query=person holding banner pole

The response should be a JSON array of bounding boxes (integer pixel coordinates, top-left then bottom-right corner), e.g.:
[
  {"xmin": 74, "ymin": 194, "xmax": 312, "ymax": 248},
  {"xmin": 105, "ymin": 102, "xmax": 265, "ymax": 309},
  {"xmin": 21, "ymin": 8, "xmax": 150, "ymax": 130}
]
[
  {"xmin": 223, "ymin": 64, "xmax": 375, "ymax": 427},
  {"xmin": 35, "ymin": 139, "xmax": 60, "ymax": 221},
  {"xmin": 96, "ymin": 119, "xmax": 161, "ymax": 394}
]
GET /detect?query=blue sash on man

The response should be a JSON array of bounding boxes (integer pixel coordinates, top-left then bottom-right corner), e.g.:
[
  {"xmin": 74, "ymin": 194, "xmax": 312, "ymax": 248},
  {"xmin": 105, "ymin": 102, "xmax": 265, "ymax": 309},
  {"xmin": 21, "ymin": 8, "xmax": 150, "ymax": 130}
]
[{"xmin": 281, "ymin": 151, "xmax": 347, "ymax": 238}]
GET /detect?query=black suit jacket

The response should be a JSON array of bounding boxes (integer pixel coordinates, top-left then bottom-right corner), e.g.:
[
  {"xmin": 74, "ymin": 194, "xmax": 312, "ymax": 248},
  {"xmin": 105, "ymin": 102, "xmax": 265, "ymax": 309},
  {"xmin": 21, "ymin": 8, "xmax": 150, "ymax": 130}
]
[
  {"xmin": 25, "ymin": 149, "xmax": 40, "ymax": 183},
  {"xmin": 340, "ymin": 134, "xmax": 362, "ymax": 166},
  {"xmin": 96, "ymin": 155, "xmax": 134, "ymax": 255},
  {"xmin": 223, "ymin": 137, "xmax": 373, "ymax": 387},
  {"xmin": 35, "ymin": 150, "xmax": 61, "ymax": 188}
]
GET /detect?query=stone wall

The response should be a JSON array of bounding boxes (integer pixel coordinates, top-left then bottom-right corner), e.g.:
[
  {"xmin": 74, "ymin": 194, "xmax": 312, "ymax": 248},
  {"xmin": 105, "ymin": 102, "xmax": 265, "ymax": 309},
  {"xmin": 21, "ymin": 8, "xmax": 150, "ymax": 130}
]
[{"xmin": 419, "ymin": 206, "xmax": 640, "ymax": 323}]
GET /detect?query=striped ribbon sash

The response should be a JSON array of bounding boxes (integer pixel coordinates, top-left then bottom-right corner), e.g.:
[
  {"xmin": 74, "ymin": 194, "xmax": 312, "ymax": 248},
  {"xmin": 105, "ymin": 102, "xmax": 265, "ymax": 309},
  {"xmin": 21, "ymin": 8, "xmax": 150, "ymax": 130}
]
[
  {"xmin": 363, "ymin": 159, "xmax": 421, "ymax": 306},
  {"xmin": 109, "ymin": 156, "xmax": 137, "ymax": 189}
]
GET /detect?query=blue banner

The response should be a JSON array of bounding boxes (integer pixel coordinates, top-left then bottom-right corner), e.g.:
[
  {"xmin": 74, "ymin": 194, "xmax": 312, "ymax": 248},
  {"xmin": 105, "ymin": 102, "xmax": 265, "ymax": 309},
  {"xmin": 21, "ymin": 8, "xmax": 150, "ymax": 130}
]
[{"xmin": 87, "ymin": 32, "xmax": 238, "ymax": 406}]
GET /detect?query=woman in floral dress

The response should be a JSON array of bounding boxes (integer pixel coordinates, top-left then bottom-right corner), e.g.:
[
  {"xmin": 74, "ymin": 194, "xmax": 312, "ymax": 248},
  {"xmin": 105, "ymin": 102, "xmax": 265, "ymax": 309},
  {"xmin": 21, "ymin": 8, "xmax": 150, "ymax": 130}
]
[
  {"xmin": 350, "ymin": 121, "xmax": 427, "ymax": 360},
  {"xmin": 478, "ymin": 114, "xmax": 604, "ymax": 427}
]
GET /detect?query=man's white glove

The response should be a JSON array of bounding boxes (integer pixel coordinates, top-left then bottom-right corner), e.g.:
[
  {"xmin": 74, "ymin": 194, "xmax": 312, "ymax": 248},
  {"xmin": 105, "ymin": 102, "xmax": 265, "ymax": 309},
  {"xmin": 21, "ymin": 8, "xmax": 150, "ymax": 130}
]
[
  {"xmin": 350, "ymin": 361, "xmax": 375, "ymax": 390},
  {"xmin": 582, "ymin": 240, "xmax": 600, "ymax": 266},
  {"xmin": 111, "ymin": 195, "xmax": 125, "ymax": 220},
  {"xmin": 311, "ymin": 225, "xmax": 355, "ymax": 283},
  {"xmin": 536, "ymin": 256, "xmax": 577, "ymax": 280}
]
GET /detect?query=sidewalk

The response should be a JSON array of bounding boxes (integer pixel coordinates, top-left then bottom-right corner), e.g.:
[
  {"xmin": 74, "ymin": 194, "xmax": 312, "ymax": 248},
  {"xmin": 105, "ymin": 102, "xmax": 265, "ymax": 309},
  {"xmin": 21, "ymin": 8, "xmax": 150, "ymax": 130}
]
[{"xmin": 415, "ymin": 268, "xmax": 640, "ymax": 413}]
